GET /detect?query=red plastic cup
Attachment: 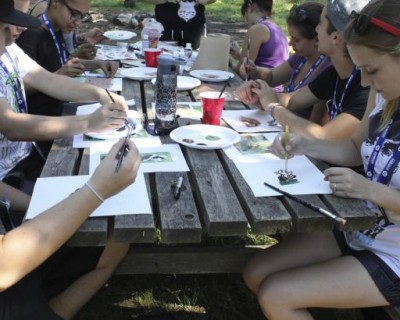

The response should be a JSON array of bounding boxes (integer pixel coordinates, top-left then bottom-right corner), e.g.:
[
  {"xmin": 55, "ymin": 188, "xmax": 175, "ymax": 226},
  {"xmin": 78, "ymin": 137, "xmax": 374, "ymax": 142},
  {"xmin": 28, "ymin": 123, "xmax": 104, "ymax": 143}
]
[
  {"xmin": 200, "ymin": 91, "xmax": 226, "ymax": 125},
  {"xmin": 144, "ymin": 48, "xmax": 161, "ymax": 67}
]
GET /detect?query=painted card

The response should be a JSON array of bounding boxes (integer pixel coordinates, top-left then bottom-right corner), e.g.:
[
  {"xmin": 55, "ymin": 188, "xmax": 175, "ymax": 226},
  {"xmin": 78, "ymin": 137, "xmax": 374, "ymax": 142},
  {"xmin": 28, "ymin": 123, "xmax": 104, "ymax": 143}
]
[
  {"xmin": 223, "ymin": 132, "xmax": 277, "ymax": 161},
  {"xmin": 89, "ymin": 144, "xmax": 189, "ymax": 174},
  {"xmin": 233, "ymin": 155, "xmax": 332, "ymax": 197},
  {"xmin": 222, "ymin": 109, "xmax": 282, "ymax": 133}
]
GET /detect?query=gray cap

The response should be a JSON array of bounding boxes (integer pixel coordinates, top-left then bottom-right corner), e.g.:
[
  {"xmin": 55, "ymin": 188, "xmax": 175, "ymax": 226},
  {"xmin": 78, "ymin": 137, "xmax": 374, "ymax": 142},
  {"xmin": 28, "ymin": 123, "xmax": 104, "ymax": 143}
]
[{"xmin": 326, "ymin": 0, "xmax": 371, "ymax": 32}]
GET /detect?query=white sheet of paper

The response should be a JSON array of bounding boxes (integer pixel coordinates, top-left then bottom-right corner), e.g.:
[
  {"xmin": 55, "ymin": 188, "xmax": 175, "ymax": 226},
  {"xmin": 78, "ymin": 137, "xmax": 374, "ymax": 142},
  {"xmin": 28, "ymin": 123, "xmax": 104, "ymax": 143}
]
[
  {"xmin": 73, "ymin": 103, "xmax": 162, "ymax": 148},
  {"xmin": 233, "ymin": 155, "xmax": 332, "ymax": 197},
  {"xmin": 89, "ymin": 144, "xmax": 189, "ymax": 174},
  {"xmin": 95, "ymin": 44, "xmax": 137, "ymax": 60},
  {"xmin": 74, "ymin": 77, "xmax": 123, "ymax": 92},
  {"xmin": 73, "ymin": 130, "xmax": 162, "ymax": 149},
  {"xmin": 25, "ymin": 173, "xmax": 151, "ymax": 219},
  {"xmin": 222, "ymin": 109, "xmax": 282, "ymax": 133}
]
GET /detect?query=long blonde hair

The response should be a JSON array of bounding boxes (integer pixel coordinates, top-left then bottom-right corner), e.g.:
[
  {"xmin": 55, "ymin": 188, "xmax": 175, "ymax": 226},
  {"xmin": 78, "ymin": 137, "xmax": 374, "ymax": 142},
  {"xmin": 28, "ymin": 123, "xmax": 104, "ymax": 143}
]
[{"xmin": 344, "ymin": 0, "xmax": 400, "ymax": 130}]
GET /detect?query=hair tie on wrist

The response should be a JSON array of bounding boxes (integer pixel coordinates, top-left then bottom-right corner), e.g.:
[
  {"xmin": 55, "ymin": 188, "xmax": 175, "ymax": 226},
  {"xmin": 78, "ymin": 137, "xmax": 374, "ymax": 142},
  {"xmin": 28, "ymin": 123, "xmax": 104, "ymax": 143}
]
[
  {"xmin": 269, "ymin": 103, "xmax": 280, "ymax": 120},
  {"xmin": 85, "ymin": 182, "xmax": 105, "ymax": 203}
]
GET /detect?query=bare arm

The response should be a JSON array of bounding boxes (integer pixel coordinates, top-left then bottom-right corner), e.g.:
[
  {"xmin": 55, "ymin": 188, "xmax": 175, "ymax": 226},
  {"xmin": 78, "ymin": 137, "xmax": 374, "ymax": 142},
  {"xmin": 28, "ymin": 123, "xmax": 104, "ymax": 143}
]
[
  {"xmin": 23, "ymin": 63, "xmax": 124, "ymax": 105},
  {"xmin": 0, "ymin": 182, "xmax": 30, "ymax": 211},
  {"xmin": 273, "ymin": 90, "xmax": 375, "ymax": 166},
  {"xmin": 0, "ymin": 139, "xmax": 141, "ymax": 291},
  {"xmin": 232, "ymin": 25, "xmax": 269, "ymax": 75},
  {"xmin": 0, "ymin": 97, "xmax": 126, "ymax": 141},
  {"xmin": 273, "ymin": 104, "xmax": 361, "ymax": 140}
]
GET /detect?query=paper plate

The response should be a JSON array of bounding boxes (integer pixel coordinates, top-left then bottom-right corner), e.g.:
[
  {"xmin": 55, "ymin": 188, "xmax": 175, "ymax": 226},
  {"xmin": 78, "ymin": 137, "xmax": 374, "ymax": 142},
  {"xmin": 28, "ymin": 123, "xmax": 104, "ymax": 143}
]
[
  {"xmin": 151, "ymin": 76, "xmax": 201, "ymax": 91},
  {"xmin": 189, "ymin": 69, "xmax": 234, "ymax": 82},
  {"xmin": 85, "ymin": 117, "xmax": 142, "ymax": 140},
  {"xmin": 170, "ymin": 124, "xmax": 240, "ymax": 150},
  {"xmin": 120, "ymin": 67, "xmax": 157, "ymax": 81},
  {"xmin": 104, "ymin": 30, "xmax": 136, "ymax": 41}
]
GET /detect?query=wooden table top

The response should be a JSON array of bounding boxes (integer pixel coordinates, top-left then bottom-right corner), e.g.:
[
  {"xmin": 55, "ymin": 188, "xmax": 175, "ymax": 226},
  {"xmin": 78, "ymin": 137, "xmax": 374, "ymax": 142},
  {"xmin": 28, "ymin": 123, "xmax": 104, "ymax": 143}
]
[{"xmin": 37, "ymin": 72, "xmax": 376, "ymax": 247}]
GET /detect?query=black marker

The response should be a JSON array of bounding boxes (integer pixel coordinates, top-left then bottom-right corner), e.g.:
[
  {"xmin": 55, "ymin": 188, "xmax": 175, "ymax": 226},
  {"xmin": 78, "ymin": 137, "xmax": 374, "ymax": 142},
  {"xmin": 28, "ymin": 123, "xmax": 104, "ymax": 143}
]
[{"xmin": 174, "ymin": 176, "xmax": 184, "ymax": 200}]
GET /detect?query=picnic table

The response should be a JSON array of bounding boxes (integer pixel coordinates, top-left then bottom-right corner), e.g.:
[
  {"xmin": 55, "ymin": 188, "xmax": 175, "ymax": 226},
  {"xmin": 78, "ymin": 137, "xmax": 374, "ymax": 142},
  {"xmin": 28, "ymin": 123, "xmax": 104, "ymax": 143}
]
[{"xmin": 36, "ymin": 68, "xmax": 376, "ymax": 275}]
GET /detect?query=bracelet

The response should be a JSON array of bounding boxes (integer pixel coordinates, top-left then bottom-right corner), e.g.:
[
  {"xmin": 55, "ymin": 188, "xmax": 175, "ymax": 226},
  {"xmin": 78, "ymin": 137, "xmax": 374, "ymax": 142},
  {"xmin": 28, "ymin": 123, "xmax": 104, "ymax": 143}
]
[
  {"xmin": 85, "ymin": 182, "xmax": 105, "ymax": 203},
  {"xmin": 269, "ymin": 103, "xmax": 281, "ymax": 120}
]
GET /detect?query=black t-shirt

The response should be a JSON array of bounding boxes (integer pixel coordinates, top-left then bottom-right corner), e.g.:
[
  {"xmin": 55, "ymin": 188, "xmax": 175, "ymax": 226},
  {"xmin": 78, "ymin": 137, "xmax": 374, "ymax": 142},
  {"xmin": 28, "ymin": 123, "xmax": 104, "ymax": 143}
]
[
  {"xmin": 16, "ymin": 26, "xmax": 66, "ymax": 156},
  {"xmin": 155, "ymin": 1, "xmax": 206, "ymax": 49},
  {"xmin": 16, "ymin": 26, "xmax": 65, "ymax": 118},
  {"xmin": 308, "ymin": 65, "xmax": 369, "ymax": 120}
]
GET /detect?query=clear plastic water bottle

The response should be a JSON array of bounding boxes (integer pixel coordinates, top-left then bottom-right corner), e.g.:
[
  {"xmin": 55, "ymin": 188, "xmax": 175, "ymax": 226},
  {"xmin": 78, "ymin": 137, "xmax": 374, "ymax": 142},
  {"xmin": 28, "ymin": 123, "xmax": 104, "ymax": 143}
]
[
  {"xmin": 141, "ymin": 34, "xmax": 149, "ymax": 55},
  {"xmin": 184, "ymin": 43, "xmax": 192, "ymax": 60},
  {"xmin": 154, "ymin": 55, "xmax": 178, "ymax": 134}
]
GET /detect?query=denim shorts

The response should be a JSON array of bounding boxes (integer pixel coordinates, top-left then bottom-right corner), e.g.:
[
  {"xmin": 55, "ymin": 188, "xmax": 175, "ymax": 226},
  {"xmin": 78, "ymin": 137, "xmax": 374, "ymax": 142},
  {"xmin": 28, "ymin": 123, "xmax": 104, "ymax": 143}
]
[{"xmin": 334, "ymin": 229, "xmax": 400, "ymax": 306}]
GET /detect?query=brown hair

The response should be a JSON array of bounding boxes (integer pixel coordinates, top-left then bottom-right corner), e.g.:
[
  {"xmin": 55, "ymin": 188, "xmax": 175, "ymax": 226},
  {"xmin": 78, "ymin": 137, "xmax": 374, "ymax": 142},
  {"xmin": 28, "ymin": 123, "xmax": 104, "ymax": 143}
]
[
  {"xmin": 241, "ymin": 0, "xmax": 273, "ymax": 17},
  {"xmin": 344, "ymin": 0, "xmax": 400, "ymax": 129},
  {"xmin": 286, "ymin": 2, "xmax": 323, "ymax": 40}
]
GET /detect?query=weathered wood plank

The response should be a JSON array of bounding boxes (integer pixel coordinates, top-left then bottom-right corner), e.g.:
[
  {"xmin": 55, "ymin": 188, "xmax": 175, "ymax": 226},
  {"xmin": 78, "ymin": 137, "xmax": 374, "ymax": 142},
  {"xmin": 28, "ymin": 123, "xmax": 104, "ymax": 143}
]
[
  {"xmin": 116, "ymin": 245, "xmax": 270, "ymax": 274},
  {"xmin": 282, "ymin": 195, "xmax": 336, "ymax": 232},
  {"xmin": 114, "ymin": 171, "xmax": 156, "ymax": 243},
  {"xmin": 219, "ymin": 152, "xmax": 293, "ymax": 235},
  {"xmin": 321, "ymin": 194, "xmax": 376, "ymax": 231},
  {"xmin": 40, "ymin": 137, "xmax": 79, "ymax": 177},
  {"xmin": 154, "ymin": 172, "xmax": 202, "ymax": 244},
  {"xmin": 183, "ymin": 147, "xmax": 248, "ymax": 237},
  {"xmin": 384, "ymin": 307, "xmax": 400, "ymax": 320},
  {"xmin": 70, "ymin": 148, "xmax": 108, "ymax": 246}
]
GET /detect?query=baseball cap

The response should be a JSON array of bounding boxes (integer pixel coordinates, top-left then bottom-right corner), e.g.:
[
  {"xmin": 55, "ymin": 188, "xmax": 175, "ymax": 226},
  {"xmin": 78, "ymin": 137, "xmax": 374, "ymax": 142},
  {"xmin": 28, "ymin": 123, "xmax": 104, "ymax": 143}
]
[
  {"xmin": 326, "ymin": 0, "xmax": 371, "ymax": 32},
  {"xmin": 0, "ymin": 0, "xmax": 41, "ymax": 28}
]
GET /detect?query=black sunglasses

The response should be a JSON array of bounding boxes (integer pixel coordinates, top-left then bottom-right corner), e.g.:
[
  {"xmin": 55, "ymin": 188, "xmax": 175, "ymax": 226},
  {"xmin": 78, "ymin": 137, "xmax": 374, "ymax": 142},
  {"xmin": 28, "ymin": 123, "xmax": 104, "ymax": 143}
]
[
  {"xmin": 59, "ymin": 0, "xmax": 91, "ymax": 21},
  {"xmin": 289, "ymin": 5, "xmax": 308, "ymax": 23},
  {"xmin": 350, "ymin": 11, "xmax": 400, "ymax": 37}
]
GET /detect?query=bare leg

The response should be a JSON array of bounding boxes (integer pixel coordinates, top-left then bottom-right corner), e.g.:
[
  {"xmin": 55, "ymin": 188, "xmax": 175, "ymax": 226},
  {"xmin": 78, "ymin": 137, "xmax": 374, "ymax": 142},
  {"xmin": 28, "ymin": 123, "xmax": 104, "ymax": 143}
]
[
  {"xmin": 48, "ymin": 238, "xmax": 129, "ymax": 320},
  {"xmin": 258, "ymin": 255, "xmax": 389, "ymax": 320},
  {"xmin": 243, "ymin": 231, "xmax": 342, "ymax": 294}
]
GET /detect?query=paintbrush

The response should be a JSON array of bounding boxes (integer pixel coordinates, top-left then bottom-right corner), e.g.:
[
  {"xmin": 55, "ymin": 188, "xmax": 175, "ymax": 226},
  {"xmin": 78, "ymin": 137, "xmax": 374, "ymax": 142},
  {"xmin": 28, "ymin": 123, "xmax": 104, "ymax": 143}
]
[
  {"xmin": 283, "ymin": 125, "xmax": 289, "ymax": 172},
  {"xmin": 245, "ymin": 37, "xmax": 250, "ymax": 81},
  {"xmin": 264, "ymin": 182, "xmax": 347, "ymax": 225}
]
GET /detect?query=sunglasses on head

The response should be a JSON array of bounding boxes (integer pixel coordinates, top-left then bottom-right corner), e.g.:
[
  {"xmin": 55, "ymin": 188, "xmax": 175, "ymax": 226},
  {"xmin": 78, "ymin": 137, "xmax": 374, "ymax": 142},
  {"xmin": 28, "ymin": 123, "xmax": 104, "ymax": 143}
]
[
  {"xmin": 289, "ymin": 5, "xmax": 308, "ymax": 23},
  {"xmin": 350, "ymin": 11, "xmax": 400, "ymax": 37}
]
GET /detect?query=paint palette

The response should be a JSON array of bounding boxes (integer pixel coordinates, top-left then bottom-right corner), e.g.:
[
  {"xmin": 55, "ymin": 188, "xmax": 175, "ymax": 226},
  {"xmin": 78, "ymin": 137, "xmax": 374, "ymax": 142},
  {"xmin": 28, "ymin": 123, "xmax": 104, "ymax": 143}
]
[{"xmin": 170, "ymin": 124, "xmax": 240, "ymax": 150}]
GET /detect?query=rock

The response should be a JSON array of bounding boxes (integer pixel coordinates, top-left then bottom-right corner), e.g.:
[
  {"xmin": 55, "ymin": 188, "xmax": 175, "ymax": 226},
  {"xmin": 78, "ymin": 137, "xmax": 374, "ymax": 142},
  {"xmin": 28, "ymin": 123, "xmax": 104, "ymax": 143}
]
[
  {"xmin": 130, "ymin": 18, "xmax": 139, "ymax": 28},
  {"xmin": 113, "ymin": 13, "xmax": 133, "ymax": 26}
]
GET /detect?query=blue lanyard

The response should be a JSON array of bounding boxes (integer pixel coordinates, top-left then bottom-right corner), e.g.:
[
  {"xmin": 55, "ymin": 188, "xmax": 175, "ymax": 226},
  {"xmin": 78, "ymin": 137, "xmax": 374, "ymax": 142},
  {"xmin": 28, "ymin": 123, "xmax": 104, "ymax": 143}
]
[
  {"xmin": 41, "ymin": 12, "xmax": 68, "ymax": 65},
  {"xmin": 366, "ymin": 109, "xmax": 400, "ymax": 185},
  {"xmin": 287, "ymin": 54, "xmax": 325, "ymax": 92},
  {"xmin": 329, "ymin": 68, "xmax": 359, "ymax": 120},
  {"xmin": 0, "ymin": 49, "xmax": 28, "ymax": 113}
]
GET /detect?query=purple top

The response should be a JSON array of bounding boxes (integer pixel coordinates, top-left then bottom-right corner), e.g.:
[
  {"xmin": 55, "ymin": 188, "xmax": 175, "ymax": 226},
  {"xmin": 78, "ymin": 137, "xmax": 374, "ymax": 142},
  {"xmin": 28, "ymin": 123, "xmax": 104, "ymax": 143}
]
[{"xmin": 254, "ymin": 19, "xmax": 289, "ymax": 69}]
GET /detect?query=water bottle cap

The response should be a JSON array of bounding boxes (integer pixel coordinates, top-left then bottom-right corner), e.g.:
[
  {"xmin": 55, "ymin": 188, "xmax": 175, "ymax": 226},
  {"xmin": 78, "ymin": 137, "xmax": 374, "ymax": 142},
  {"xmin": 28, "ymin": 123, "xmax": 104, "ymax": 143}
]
[
  {"xmin": 185, "ymin": 43, "xmax": 192, "ymax": 49},
  {"xmin": 157, "ymin": 54, "xmax": 178, "ymax": 73}
]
